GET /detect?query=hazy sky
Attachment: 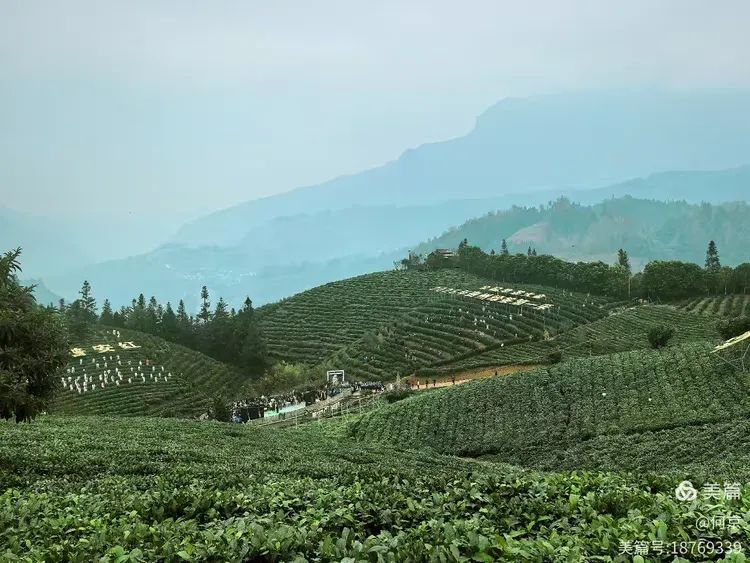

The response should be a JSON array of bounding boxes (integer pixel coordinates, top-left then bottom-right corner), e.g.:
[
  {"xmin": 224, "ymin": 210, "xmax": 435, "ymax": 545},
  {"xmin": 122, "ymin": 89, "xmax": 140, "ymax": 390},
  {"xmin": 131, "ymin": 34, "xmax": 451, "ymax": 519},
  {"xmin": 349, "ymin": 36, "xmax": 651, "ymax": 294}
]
[{"xmin": 2, "ymin": 0, "xmax": 749, "ymax": 219}]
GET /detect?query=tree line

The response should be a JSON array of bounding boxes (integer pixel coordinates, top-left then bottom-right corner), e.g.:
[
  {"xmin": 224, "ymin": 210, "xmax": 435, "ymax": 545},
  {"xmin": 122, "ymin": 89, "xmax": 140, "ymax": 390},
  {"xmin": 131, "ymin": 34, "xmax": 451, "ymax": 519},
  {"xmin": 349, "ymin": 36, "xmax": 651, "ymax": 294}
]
[
  {"xmin": 414, "ymin": 239, "xmax": 750, "ymax": 301},
  {"xmin": 58, "ymin": 283, "xmax": 267, "ymax": 374}
]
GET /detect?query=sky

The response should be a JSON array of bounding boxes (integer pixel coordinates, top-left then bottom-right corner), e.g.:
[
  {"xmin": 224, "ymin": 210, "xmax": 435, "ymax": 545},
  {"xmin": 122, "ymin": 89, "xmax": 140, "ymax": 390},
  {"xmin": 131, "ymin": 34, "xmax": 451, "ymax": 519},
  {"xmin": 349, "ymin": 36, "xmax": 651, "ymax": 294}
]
[{"xmin": 1, "ymin": 0, "xmax": 749, "ymax": 220}]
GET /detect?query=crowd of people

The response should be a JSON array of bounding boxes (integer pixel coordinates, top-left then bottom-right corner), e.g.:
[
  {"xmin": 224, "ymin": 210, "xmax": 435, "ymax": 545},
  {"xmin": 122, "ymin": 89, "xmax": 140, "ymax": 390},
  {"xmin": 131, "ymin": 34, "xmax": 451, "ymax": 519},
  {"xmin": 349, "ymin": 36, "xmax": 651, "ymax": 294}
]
[
  {"xmin": 227, "ymin": 380, "xmax": 388, "ymax": 423},
  {"xmin": 230, "ymin": 390, "xmax": 308, "ymax": 422}
]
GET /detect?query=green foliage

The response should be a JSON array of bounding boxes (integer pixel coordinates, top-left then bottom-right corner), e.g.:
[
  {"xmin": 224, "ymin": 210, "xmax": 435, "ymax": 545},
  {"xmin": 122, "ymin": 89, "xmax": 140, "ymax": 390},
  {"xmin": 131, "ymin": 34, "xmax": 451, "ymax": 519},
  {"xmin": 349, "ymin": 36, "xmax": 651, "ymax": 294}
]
[
  {"xmin": 642, "ymin": 261, "xmax": 706, "ymax": 300},
  {"xmin": 210, "ymin": 395, "xmax": 231, "ymax": 422},
  {"xmin": 648, "ymin": 325, "xmax": 675, "ymax": 349},
  {"xmin": 717, "ymin": 316, "xmax": 750, "ymax": 340},
  {"xmin": 351, "ymin": 343, "xmax": 747, "ymax": 469},
  {"xmin": 383, "ymin": 388, "xmax": 413, "ymax": 403},
  {"xmin": 106, "ymin": 289, "xmax": 267, "ymax": 376},
  {"xmin": 65, "ymin": 280, "xmax": 98, "ymax": 340},
  {"xmin": 0, "ymin": 248, "xmax": 69, "ymax": 422},
  {"xmin": 3, "ymin": 415, "xmax": 750, "ymax": 561},
  {"xmin": 546, "ymin": 349, "xmax": 563, "ymax": 364}
]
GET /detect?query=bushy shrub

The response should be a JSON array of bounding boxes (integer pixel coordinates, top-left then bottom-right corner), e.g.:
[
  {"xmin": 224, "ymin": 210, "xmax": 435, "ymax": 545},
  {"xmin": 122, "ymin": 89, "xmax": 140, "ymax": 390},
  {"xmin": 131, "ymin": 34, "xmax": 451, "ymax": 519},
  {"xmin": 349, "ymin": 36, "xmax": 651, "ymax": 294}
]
[
  {"xmin": 211, "ymin": 396, "xmax": 231, "ymax": 422},
  {"xmin": 648, "ymin": 325, "xmax": 675, "ymax": 349},
  {"xmin": 546, "ymin": 349, "xmax": 563, "ymax": 364},
  {"xmin": 383, "ymin": 388, "xmax": 413, "ymax": 403}
]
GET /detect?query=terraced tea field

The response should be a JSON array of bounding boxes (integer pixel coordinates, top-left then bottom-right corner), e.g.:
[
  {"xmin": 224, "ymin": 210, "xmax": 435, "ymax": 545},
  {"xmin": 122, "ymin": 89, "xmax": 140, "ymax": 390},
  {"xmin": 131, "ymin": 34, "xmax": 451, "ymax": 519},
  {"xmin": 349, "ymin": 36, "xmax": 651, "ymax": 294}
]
[
  {"xmin": 259, "ymin": 268, "xmax": 626, "ymax": 381},
  {"xmin": 257, "ymin": 269, "xmax": 494, "ymax": 365},
  {"xmin": 422, "ymin": 305, "xmax": 720, "ymax": 376},
  {"xmin": 3, "ymin": 415, "xmax": 750, "ymax": 561},
  {"xmin": 52, "ymin": 327, "xmax": 248, "ymax": 417},
  {"xmin": 350, "ymin": 342, "xmax": 747, "ymax": 472},
  {"xmin": 680, "ymin": 294, "xmax": 750, "ymax": 317}
]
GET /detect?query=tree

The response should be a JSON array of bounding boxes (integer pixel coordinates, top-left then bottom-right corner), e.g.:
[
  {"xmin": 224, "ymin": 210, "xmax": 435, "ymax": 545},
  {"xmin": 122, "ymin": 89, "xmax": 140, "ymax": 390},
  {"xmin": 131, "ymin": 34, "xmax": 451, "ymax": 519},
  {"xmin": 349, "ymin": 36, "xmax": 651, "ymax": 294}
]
[
  {"xmin": 99, "ymin": 299, "xmax": 114, "ymax": 325},
  {"xmin": 67, "ymin": 280, "xmax": 98, "ymax": 339},
  {"xmin": 500, "ymin": 239, "xmax": 509, "ymax": 256},
  {"xmin": 210, "ymin": 395, "xmax": 231, "ymax": 422},
  {"xmin": 617, "ymin": 249, "xmax": 631, "ymax": 273},
  {"xmin": 398, "ymin": 251, "xmax": 424, "ymax": 271},
  {"xmin": 198, "ymin": 286, "xmax": 211, "ymax": 324},
  {"xmin": 642, "ymin": 261, "xmax": 705, "ymax": 300},
  {"xmin": 234, "ymin": 297, "xmax": 267, "ymax": 373},
  {"xmin": 527, "ymin": 246, "xmax": 533, "ymax": 257},
  {"xmin": 175, "ymin": 299, "xmax": 193, "ymax": 346},
  {"xmin": 0, "ymin": 248, "xmax": 69, "ymax": 422},
  {"xmin": 705, "ymin": 240, "xmax": 721, "ymax": 273},
  {"xmin": 617, "ymin": 249, "xmax": 632, "ymax": 297},
  {"xmin": 161, "ymin": 302, "xmax": 178, "ymax": 339}
]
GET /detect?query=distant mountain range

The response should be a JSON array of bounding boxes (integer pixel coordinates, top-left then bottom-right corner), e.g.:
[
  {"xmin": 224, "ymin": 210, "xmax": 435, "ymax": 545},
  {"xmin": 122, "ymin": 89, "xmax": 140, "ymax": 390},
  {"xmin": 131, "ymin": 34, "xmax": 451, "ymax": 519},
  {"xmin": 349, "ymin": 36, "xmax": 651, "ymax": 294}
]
[
  {"xmin": 172, "ymin": 89, "xmax": 750, "ymax": 247},
  {"xmin": 40, "ymin": 171, "xmax": 750, "ymax": 311},
  {"xmin": 5, "ymin": 89, "xmax": 750, "ymax": 309}
]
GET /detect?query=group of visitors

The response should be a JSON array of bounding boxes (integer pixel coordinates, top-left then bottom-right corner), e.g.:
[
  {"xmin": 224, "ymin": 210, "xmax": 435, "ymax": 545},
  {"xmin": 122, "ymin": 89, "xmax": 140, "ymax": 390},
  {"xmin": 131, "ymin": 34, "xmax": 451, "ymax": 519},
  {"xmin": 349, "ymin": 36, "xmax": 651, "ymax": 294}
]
[{"xmin": 409, "ymin": 376, "xmax": 457, "ymax": 390}]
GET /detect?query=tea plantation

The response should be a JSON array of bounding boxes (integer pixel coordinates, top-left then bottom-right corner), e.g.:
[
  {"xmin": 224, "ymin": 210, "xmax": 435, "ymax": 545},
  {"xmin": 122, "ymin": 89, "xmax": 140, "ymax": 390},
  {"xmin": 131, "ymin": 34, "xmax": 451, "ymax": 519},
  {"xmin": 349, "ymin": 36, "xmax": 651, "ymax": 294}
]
[
  {"xmin": 422, "ymin": 305, "xmax": 720, "ymax": 376},
  {"xmin": 257, "ymin": 269, "xmax": 494, "ymax": 365},
  {"xmin": 2, "ymin": 415, "xmax": 750, "ymax": 562},
  {"xmin": 350, "ymin": 342, "xmax": 750, "ymax": 474},
  {"xmin": 51, "ymin": 327, "xmax": 248, "ymax": 418},
  {"xmin": 259, "ymin": 269, "xmax": 625, "ymax": 380},
  {"xmin": 680, "ymin": 295, "xmax": 750, "ymax": 317}
]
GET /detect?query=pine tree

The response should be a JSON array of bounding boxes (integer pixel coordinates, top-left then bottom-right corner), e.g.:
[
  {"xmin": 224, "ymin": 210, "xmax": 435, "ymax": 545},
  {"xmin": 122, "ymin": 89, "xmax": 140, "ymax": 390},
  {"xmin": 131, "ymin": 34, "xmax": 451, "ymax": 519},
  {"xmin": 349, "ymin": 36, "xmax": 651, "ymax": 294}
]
[
  {"xmin": 68, "ymin": 280, "xmax": 98, "ymax": 339},
  {"xmin": 501, "ymin": 239, "xmax": 509, "ymax": 256},
  {"xmin": 175, "ymin": 299, "xmax": 193, "ymax": 346},
  {"xmin": 161, "ymin": 302, "xmax": 178, "ymax": 338},
  {"xmin": 527, "ymin": 246, "xmax": 533, "ymax": 256},
  {"xmin": 146, "ymin": 296, "xmax": 159, "ymax": 333},
  {"xmin": 176, "ymin": 299, "xmax": 190, "ymax": 327},
  {"xmin": 99, "ymin": 298, "xmax": 114, "ymax": 325},
  {"xmin": 531, "ymin": 249, "xmax": 537, "ymax": 257},
  {"xmin": 235, "ymin": 297, "xmax": 267, "ymax": 373},
  {"xmin": 198, "ymin": 286, "xmax": 211, "ymax": 324},
  {"xmin": 705, "ymin": 240, "xmax": 721, "ymax": 273}
]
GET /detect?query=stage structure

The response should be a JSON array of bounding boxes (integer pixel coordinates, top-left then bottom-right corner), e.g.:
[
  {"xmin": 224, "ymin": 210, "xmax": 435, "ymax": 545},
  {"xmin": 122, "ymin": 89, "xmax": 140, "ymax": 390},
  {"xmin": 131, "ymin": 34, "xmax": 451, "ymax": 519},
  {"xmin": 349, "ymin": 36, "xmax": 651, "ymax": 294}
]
[{"xmin": 326, "ymin": 369, "xmax": 345, "ymax": 385}]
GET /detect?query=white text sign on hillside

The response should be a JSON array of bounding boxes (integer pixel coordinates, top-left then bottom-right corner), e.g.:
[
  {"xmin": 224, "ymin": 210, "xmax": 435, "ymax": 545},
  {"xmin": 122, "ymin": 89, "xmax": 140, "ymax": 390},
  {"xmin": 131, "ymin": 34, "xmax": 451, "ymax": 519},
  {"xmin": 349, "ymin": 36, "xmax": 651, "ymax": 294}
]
[{"xmin": 70, "ymin": 342, "xmax": 141, "ymax": 357}]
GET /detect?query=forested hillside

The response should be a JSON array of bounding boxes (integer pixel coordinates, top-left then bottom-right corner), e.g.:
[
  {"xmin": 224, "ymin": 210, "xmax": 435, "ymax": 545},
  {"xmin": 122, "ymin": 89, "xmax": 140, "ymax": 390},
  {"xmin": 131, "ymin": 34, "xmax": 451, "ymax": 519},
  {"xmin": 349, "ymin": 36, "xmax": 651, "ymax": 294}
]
[{"xmin": 415, "ymin": 197, "xmax": 750, "ymax": 269}]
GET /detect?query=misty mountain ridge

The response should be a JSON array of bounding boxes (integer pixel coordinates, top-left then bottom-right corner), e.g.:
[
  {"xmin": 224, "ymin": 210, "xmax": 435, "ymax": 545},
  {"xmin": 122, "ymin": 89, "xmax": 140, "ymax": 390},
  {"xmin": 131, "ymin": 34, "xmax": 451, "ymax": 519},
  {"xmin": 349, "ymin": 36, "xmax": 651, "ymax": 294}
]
[
  {"xmin": 173, "ymin": 89, "xmax": 750, "ymax": 247},
  {"xmin": 415, "ymin": 196, "xmax": 750, "ymax": 270},
  {"xmin": 41, "ymin": 190, "xmax": 749, "ymax": 312}
]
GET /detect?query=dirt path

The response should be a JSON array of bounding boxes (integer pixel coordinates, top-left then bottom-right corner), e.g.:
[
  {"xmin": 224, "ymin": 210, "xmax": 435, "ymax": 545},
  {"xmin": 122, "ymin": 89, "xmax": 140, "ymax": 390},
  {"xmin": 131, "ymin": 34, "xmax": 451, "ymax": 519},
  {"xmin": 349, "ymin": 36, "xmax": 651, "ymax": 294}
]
[{"xmin": 408, "ymin": 364, "xmax": 542, "ymax": 391}]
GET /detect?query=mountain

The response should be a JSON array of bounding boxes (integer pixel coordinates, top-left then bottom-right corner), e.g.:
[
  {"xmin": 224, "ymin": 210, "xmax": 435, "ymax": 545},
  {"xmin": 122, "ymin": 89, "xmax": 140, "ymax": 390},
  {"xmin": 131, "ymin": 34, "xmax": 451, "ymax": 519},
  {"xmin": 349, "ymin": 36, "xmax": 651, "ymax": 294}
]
[
  {"xmin": 172, "ymin": 89, "xmax": 750, "ymax": 247},
  {"xmin": 414, "ymin": 196, "xmax": 750, "ymax": 269},
  {"xmin": 0, "ymin": 207, "xmax": 195, "ymax": 279},
  {"xmin": 22, "ymin": 278, "xmax": 63, "ymax": 307},
  {"xmin": 0, "ymin": 207, "xmax": 92, "ymax": 277}
]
